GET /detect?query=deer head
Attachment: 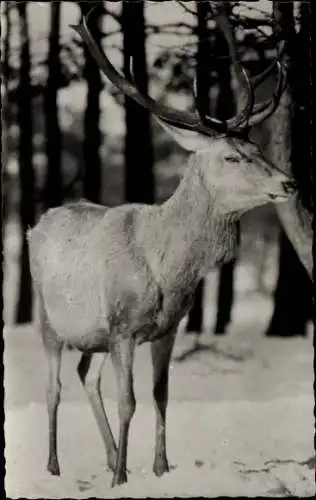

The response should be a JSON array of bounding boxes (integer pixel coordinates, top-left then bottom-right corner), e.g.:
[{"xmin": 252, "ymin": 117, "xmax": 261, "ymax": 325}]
[{"xmin": 70, "ymin": 4, "xmax": 295, "ymax": 214}]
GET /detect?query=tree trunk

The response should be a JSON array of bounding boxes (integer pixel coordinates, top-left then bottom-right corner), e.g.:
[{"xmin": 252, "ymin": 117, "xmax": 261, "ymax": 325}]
[
  {"xmin": 266, "ymin": 229, "xmax": 312, "ymax": 337},
  {"xmin": 214, "ymin": 258, "xmax": 237, "ymax": 334},
  {"xmin": 186, "ymin": 1, "xmax": 211, "ymax": 335},
  {"xmin": 186, "ymin": 279, "xmax": 204, "ymax": 333},
  {"xmin": 43, "ymin": 2, "xmax": 63, "ymax": 210},
  {"xmin": 2, "ymin": 1, "xmax": 11, "ymax": 92},
  {"xmin": 80, "ymin": 3, "xmax": 103, "ymax": 203},
  {"xmin": 122, "ymin": 0, "xmax": 154, "ymax": 204},
  {"xmin": 2, "ymin": 1, "xmax": 11, "ymax": 224},
  {"xmin": 265, "ymin": 1, "xmax": 312, "ymax": 337},
  {"xmin": 213, "ymin": 10, "xmax": 237, "ymax": 335},
  {"xmin": 15, "ymin": 3, "xmax": 35, "ymax": 324},
  {"xmin": 266, "ymin": 0, "xmax": 312, "ymax": 276}
]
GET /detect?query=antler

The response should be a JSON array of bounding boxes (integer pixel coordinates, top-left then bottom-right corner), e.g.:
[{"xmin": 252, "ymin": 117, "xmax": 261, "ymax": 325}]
[
  {"xmin": 246, "ymin": 59, "xmax": 287, "ymax": 126},
  {"xmin": 202, "ymin": 1, "xmax": 287, "ymax": 129},
  {"xmin": 71, "ymin": 3, "xmax": 287, "ymax": 137},
  {"xmin": 70, "ymin": 6, "xmax": 254, "ymax": 136}
]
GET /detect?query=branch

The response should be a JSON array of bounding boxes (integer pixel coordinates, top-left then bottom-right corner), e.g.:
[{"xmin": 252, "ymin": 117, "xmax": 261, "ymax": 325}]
[
  {"xmin": 147, "ymin": 21, "xmax": 193, "ymax": 32},
  {"xmin": 175, "ymin": 0, "xmax": 196, "ymax": 17}
]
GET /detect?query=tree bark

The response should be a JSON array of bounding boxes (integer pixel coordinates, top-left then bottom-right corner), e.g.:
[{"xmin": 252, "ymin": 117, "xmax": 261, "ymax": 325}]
[
  {"xmin": 265, "ymin": 1, "xmax": 312, "ymax": 337},
  {"xmin": 122, "ymin": 0, "xmax": 154, "ymax": 204},
  {"xmin": 263, "ymin": 0, "xmax": 312, "ymax": 277},
  {"xmin": 2, "ymin": 1, "xmax": 11, "ymax": 93},
  {"xmin": 213, "ymin": 10, "xmax": 237, "ymax": 335},
  {"xmin": 214, "ymin": 258, "xmax": 237, "ymax": 334},
  {"xmin": 186, "ymin": 279, "xmax": 204, "ymax": 333},
  {"xmin": 80, "ymin": 3, "xmax": 103, "ymax": 203},
  {"xmin": 15, "ymin": 3, "xmax": 35, "ymax": 324},
  {"xmin": 266, "ymin": 229, "xmax": 312, "ymax": 337},
  {"xmin": 43, "ymin": 2, "xmax": 63, "ymax": 210},
  {"xmin": 2, "ymin": 1, "xmax": 11, "ymax": 224},
  {"xmin": 185, "ymin": 1, "xmax": 211, "ymax": 335}
]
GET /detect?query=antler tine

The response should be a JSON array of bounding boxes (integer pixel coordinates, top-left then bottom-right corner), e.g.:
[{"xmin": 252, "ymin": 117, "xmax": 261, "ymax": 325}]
[
  {"xmin": 204, "ymin": 2, "xmax": 287, "ymax": 130},
  {"xmin": 203, "ymin": 2, "xmax": 254, "ymax": 131},
  {"xmin": 246, "ymin": 60, "xmax": 287, "ymax": 127},
  {"xmin": 244, "ymin": 38, "xmax": 287, "ymax": 126},
  {"xmin": 250, "ymin": 39, "xmax": 286, "ymax": 89},
  {"xmin": 251, "ymin": 59, "xmax": 287, "ymax": 116},
  {"xmin": 192, "ymin": 64, "xmax": 253, "ymax": 131},
  {"xmin": 70, "ymin": 10, "xmax": 224, "ymax": 137}
]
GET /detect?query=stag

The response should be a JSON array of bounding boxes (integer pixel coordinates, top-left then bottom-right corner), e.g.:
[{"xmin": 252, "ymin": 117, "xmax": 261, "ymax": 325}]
[{"xmin": 28, "ymin": 7, "xmax": 295, "ymax": 488}]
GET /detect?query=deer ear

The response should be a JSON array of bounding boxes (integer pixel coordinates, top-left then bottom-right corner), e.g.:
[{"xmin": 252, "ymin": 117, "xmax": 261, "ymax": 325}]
[{"xmin": 155, "ymin": 117, "xmax": 212, "ymax": 152}]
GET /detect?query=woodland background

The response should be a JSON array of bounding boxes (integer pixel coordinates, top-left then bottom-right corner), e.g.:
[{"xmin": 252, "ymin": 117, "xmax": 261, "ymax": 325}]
[{"xmin": 2, "ymin": 1, "xmax": 314, "ymax": 497}]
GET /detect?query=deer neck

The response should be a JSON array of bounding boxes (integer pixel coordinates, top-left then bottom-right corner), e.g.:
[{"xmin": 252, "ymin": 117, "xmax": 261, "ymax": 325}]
[{"xmin": 148, "ymin": 154, "xmax": 239, "ymax": 287}]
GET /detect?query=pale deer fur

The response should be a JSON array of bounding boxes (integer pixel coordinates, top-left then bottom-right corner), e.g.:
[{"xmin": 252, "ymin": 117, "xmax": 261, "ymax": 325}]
[
  {"xmin": 27, "ymin": 5, "xmax": 297, "ymax": 488},
  {"xmin": 28, "ymin": 128, "xmax": 295, "ymax": 486}
]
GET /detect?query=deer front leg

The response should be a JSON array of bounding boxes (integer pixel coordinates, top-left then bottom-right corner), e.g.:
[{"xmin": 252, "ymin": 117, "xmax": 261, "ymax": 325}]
[
  {"xmin": 151, "ymin": 328, "xmax": 177, "ymax": 477},
  {"xmin": 77, "ymin": 352, "xmax": 117, "ymax": 472},
  {"xmin": 110, "ymin": 337, "xmax": 136, "ymax": 487}
]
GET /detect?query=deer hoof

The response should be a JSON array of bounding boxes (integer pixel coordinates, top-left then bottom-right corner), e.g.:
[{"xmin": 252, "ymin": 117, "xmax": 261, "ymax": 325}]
[
  {"xmin": 47, "ymin": 461, "xmax": 60, "ymax": 476},
  {"xmin": 153, "ymin": 460, "xmax": 169, "ymax": 477}
]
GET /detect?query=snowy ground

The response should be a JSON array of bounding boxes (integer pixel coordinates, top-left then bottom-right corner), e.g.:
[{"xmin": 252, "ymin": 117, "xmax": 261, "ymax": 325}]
[
  {"xmin": 4, "ymin": 287, "xmax": 314, "ymax": 498},
  {"xmin": 4, "ymin": 2, "xmax": 314, "ymax": 496}
]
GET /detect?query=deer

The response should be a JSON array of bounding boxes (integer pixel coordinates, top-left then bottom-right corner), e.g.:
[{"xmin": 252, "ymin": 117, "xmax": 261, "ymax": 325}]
[{"xmin": 27, "ymin": 6, "xmax": 296, "ymax": 488}]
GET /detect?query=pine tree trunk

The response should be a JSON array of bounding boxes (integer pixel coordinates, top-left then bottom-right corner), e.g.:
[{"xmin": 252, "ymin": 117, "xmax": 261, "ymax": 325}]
[
  {"xmin": 3, "ymin": 1, "xmax": 11, "ymax": 92},
  {"xmin": 43, "ymin": 2, "xmax": 63, "ymax": 209},
  {"xmin": 214, "ymin": 258, "xmax": 237, "ymax": 334},
  {"xmin": 15, "ymin": 3, "xmax": 35, "ymax": 324},
  {"xmin": 267, "ymin": 0, "xmax": 312, "ymax": 275},
  {"xmin": 80, "ymin": 3, "xmax": 103, "ymax": 203},
  {"xmin": 2, "ymin": 1, "xmax": 11, "ymax": 224},
  {"xmin": 186, "ymin": 1, "xmax": 211, "ymax": 335},
  {"xmin": 213, "ymin": 11, "xmax": 237, "ymax": 335},
  {"xmin": 122, "ymin": 0, "xmax": 154, "ymax": 204},
  {"xmin": 186, "ymin": 279, "xmax": 204, "ymax": 333},
  {"xmin": 265, "ymin": 1, "xmax": 312, "ymax": 337},
  {"xmin": 266, "ymin": 229, "xmax": 312, "ymax": 337}
]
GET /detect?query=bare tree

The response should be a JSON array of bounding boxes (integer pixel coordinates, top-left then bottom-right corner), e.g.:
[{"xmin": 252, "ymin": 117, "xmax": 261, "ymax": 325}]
[
  {"xmin": 16, "ymin": 2, "xmax": 35, "ymax": 324},
  {"xmin": 2, "ymin": 1, "xmax": 11, "ymax": 92},
  {"xmin": 80, "ymin": 2, "xmax": 103, "ymax": 203},
  {"xmin": 185, "ymin": 1, "xmax": 211, "ymax": 336},
  {"xmin": 122, "ymin": 0, "xmax": 154, "ymax": 204},
  {"xmin": 187, "ymin": 2, "xmax": 238, "ymax": 337},
  {"xmin": 2, "ymin": 1, "xmax": 12, "ymax": 224},
  {"xmin": 266, "ymin": 229, "xmax": 312, "ymax": 337},
  {"xmin": 212, "ymin": 5, "xmax": 238, "ymax": 335},
  {"xmin": 43, "ymin": 2, "xmax": 63, "ymax": 209},
  {"xmin": 265, "ymin": 1, "xmax": 312, "ymax": 337},
  {"xmin": 261, "ymin": 0, "xmax": 312, "ymax": 276}
]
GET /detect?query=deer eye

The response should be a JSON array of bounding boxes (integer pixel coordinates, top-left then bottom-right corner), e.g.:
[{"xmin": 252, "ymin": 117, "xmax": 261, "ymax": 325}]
[
  {"xmin": 245, "ymin": 157, "xmax": 254, "ymax": 164},
  {"xmin": 224, "ymin": 155, "xmax": 240, "ymax": 163}
]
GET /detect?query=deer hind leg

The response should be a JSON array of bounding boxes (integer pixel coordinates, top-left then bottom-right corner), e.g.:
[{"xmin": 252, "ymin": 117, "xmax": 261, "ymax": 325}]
[
  {"xmin": 110, "ymin": 337, "xmax": 136, "ymax": 487},
  {"xmin": 151, "ymin": 329, "xmax": 177, "ymax": 477},
  {"xmin": 37, "ymin": 290, "xmax": 63, "ymax": 476},
  {"xmin": 45, "ymin": 341, "xmax": 63, "ymax": 476},
  {"xmin": 77, "ymin": 352, "xmax": 117, "ymax": 472}
]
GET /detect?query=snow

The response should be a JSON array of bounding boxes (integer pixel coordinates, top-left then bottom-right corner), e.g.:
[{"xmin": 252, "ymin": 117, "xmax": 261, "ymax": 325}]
[
  {"xmin": 4, "ymin": 296, "xmax": 314, "ymax": 498},
  {"xmin": 5, "ymin": 396, "xmax": 314, "ymax": 498},
  {"xmin": 4, "ymin": 1, "xmax": 314, "ymax": 496}
]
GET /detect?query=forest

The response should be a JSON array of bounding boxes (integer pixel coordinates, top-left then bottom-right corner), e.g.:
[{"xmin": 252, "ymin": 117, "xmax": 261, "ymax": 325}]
[
  {"xmin": 3, "ymin": 1, "xmax": 314, "ymax": 497},
  {"xmin": 2, "ymin": 0, "xmax": 312, "ymax": 337}
]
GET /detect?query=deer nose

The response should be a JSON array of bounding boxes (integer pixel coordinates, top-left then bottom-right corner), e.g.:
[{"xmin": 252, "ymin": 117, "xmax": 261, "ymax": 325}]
[{"xmin": 282, "ymin": 180, "xmax": 297, "ymax": 194}]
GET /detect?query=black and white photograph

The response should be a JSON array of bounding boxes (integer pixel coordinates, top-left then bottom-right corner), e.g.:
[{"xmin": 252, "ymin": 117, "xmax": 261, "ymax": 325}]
[{"xmin": 2, "ymin": 0, "xmax": 314, "ymax": 497}]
